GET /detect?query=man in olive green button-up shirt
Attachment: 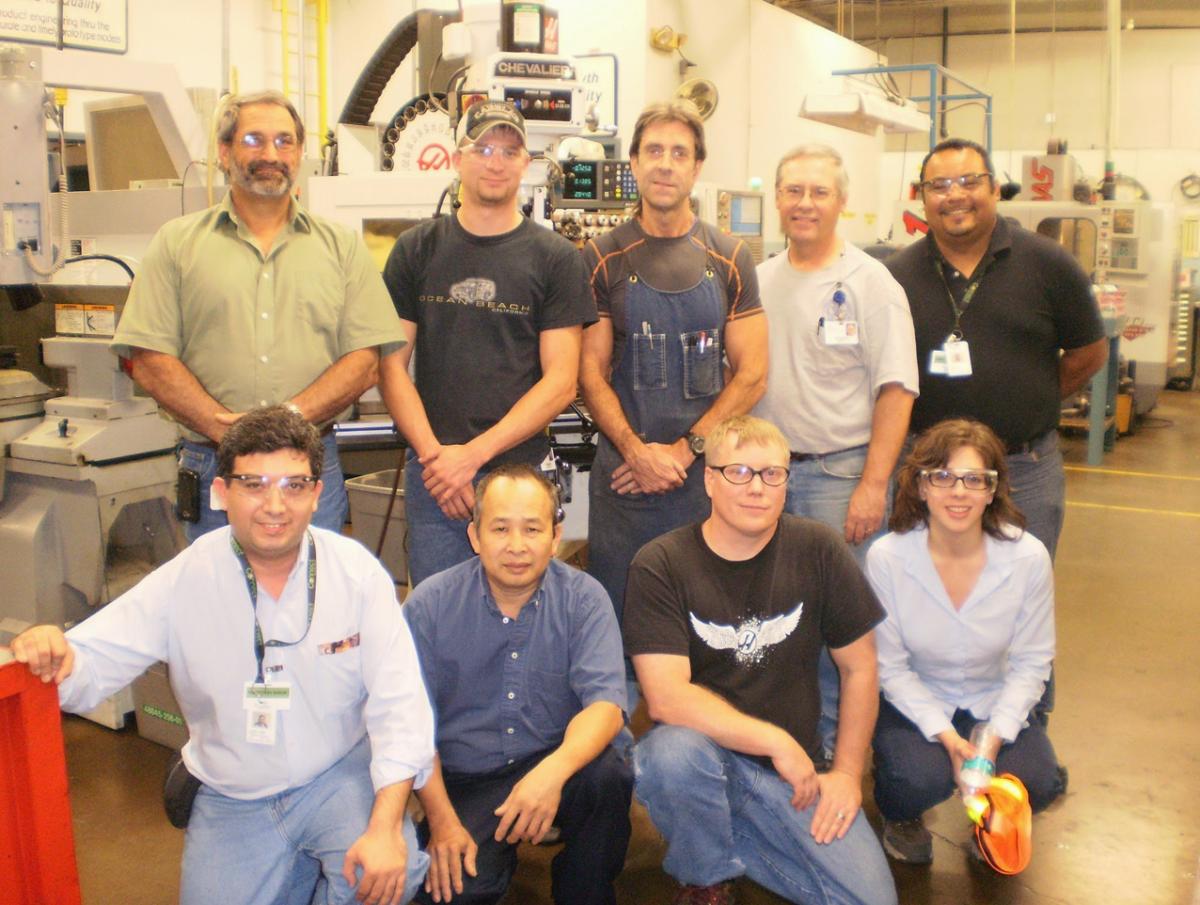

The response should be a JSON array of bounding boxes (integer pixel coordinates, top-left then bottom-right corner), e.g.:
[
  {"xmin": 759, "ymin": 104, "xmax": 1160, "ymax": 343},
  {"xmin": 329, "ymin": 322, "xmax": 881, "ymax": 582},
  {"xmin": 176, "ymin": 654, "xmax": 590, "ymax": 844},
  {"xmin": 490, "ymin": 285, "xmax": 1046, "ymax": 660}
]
[{"xmin": 113, "ymin": 90, "xmax": 405, "ymax": 541}]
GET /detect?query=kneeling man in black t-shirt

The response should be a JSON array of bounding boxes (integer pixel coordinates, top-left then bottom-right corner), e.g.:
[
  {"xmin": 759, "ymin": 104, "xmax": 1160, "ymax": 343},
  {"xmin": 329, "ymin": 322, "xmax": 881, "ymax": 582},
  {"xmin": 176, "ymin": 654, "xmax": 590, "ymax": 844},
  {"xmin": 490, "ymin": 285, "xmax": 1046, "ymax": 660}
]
[{"xmin": 624, "ymin": 415, "xmax": 897, "ymax": 905}]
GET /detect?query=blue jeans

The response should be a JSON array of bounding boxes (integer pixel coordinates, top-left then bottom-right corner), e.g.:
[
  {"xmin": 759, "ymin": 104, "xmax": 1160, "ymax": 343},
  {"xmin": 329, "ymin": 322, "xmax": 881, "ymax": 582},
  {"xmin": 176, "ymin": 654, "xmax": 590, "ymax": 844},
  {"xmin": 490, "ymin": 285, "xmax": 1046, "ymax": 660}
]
[
  {"xmin": 180, "ymin": 433, "xmax": 349, "ymax": 543},
  {"xmin": 415, "ymin": 747, "xmax": 632, "ymax": 905},
  {"xmin": 403, "ymin": 452, "xmax": 492, "ymax": 587},
  {"xmin": 872, "ymin": 699, "xmax": 1064, "ymax": 822},
  {"xmin": 634, "ymin": 726, "xmax": 896, "ymax": 905},
  {"xmin": 1006, "ymin": 430, "xmax": 1065, "ymax": 562},
  {"xmin": 181, "ymin": 738, "xmax": 428, "ymax": 905},
  {"xmin": 784, "ymin": 445, "xmax": 885, "ymax": 759},
  {"xmin": 1006, "ymin": 429, "xmax": 1065, "ymax": 719}
]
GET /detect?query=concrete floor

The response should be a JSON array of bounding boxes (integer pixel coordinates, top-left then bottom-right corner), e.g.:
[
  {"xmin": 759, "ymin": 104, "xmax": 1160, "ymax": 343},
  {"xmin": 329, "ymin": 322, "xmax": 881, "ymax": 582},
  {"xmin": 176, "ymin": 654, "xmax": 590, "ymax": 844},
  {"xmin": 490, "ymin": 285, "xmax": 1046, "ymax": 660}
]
[{"xmin": 52, "ymin": 390, "xmax": 1200, "ymax": 905}]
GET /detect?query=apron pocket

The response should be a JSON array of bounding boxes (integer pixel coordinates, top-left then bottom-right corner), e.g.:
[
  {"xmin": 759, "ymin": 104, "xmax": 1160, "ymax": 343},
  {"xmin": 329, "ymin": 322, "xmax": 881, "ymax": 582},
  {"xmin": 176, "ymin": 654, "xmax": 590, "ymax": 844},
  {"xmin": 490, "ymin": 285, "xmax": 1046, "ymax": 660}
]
[{"xmin": 681, "ymin": 329, "xmax": 722, "ymax": 399}]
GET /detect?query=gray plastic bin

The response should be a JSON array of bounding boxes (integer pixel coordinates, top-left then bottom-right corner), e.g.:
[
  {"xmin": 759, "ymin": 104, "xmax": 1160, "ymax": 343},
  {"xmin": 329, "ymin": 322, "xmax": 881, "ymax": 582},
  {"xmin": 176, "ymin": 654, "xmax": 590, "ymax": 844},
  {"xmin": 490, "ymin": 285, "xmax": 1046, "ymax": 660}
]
[{"xmin": 346, "ymin": 470, "xmax": 408, "ymax": 585}]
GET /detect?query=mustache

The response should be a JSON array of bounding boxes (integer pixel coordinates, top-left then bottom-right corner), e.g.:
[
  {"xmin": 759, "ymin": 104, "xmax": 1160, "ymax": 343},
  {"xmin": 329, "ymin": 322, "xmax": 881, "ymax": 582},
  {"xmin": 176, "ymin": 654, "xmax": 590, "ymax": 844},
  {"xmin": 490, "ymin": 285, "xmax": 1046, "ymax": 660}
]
[{"xmin": 248, "ymin": 161, "xmax": 290, "ymax": 178}]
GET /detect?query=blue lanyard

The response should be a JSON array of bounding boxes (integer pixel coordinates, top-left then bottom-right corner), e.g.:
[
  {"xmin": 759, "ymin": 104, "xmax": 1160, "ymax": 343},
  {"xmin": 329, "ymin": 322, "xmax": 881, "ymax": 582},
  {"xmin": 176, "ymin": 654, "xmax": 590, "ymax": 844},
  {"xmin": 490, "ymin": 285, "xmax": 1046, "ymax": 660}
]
[{"xmin": 231, "ymin": 532, "xmax": 317, "ymax": 684}]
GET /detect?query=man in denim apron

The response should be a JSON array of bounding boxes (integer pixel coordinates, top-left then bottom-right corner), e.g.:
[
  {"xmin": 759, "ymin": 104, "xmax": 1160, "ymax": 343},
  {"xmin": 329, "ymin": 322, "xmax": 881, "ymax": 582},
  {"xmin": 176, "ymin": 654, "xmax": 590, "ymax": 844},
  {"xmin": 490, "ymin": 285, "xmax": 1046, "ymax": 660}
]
[{"xmin": 580, "ymin": 101, "xmax": 768, "ymax": 643}]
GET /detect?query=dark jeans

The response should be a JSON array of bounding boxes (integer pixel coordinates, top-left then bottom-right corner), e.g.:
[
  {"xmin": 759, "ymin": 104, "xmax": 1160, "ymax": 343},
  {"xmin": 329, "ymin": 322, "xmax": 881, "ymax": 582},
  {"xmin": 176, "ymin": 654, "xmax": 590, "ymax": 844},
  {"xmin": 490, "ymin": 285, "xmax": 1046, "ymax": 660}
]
[
  {"xmin": 872, "ymin": 698, "xmax": 1064, "ymax": 822},
  {"xmin": 415, "ymin": 746, "xmax": 632, "ymax": 905}
]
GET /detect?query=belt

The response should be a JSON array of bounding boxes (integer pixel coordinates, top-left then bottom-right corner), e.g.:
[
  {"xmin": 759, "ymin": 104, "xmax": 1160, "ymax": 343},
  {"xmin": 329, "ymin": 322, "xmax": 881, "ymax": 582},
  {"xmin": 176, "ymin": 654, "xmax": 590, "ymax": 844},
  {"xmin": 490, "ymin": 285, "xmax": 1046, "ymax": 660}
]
[
  {"xmin": 789, "ymin": 444, "xmax": 866, "ymax": 462},
  {"xmin": 1005, "ymin": 429, "xmax": 1052, "ymax": 456},
  {"xmin": 188, "ymin": 424, "xmax": 334, "ymax": 450}
]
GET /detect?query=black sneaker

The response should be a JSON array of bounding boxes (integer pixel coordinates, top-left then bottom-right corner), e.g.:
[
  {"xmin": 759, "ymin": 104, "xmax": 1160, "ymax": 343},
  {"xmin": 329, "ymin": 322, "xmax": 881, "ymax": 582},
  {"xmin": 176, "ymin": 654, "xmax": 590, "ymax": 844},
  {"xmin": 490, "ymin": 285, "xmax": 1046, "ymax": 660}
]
[{"xmin": 883, "ymin": 818, "xmax": 933, "ymax": 864}]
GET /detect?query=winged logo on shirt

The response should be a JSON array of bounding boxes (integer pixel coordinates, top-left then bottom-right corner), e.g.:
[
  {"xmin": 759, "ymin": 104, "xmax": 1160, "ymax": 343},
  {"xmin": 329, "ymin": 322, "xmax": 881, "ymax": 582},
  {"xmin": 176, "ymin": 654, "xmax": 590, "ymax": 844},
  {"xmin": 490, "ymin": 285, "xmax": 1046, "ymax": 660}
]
[{"xmin": 689, "ymin": 602, "xmax": 804, "ymax": 666}]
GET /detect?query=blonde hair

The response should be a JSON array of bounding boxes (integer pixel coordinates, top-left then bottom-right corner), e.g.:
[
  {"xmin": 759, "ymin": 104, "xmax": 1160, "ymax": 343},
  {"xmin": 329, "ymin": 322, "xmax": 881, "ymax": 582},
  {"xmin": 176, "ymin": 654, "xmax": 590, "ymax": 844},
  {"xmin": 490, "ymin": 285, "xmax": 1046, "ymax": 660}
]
[{"xmin": 704, "ymin": 415, "xmax": 790, "ymax": 465}]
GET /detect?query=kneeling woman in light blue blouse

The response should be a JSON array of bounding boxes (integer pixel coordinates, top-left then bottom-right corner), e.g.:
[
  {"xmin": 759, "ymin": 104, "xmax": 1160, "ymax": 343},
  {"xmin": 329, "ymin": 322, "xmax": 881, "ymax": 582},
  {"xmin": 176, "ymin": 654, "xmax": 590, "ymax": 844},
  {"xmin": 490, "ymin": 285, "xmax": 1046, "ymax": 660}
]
[{"xmin": 866, "ymin": 419, "xmax": 1065, "ymax": 864}]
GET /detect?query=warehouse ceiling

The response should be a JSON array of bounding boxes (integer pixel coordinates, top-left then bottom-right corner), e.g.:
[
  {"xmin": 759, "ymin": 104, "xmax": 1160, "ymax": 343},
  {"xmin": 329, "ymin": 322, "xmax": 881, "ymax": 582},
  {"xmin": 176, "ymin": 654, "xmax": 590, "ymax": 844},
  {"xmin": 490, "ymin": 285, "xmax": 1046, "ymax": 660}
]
[{"xmin": 769, "ymin": 1, "xmax": 1200, "ymax": 43}]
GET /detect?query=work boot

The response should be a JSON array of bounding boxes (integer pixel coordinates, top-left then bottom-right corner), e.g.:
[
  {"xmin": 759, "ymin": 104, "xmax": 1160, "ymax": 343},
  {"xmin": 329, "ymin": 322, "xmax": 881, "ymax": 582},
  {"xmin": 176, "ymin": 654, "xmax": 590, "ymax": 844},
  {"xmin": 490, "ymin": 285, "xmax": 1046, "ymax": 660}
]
[{"xmin": 883, "ymin": 817, "xmax": 933, "ymax": 864}]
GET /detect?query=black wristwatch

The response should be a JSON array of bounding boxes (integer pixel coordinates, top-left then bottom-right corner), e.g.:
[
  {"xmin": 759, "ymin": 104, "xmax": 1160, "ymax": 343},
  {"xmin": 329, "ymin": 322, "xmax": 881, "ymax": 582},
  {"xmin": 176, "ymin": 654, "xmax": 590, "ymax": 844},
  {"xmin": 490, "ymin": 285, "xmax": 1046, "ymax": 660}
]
[{"xmin": 686, "ymin": 432, "xmax": 706, "ymax": 456}]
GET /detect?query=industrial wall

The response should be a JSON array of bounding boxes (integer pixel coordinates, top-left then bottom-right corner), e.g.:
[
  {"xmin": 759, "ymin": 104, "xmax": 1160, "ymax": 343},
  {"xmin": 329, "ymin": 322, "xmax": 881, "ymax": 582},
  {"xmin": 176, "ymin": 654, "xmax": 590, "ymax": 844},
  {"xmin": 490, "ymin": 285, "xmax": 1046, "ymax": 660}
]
[{"xmin": 878, "ymin": 27, "xmax": 1200, "ymax": 218}]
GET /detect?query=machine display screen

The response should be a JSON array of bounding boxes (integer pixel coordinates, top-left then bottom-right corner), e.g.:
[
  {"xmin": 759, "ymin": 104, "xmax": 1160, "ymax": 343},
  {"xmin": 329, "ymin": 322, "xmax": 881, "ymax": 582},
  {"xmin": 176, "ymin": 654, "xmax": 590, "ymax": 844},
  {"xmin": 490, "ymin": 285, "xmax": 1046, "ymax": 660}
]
[
  {"xmin": 562, "ymin": 162, "xmax": 599, "ymax": 201},
  {"xmin": 729, "ymin": 194, "xmax": 763, "ymax": 236}
]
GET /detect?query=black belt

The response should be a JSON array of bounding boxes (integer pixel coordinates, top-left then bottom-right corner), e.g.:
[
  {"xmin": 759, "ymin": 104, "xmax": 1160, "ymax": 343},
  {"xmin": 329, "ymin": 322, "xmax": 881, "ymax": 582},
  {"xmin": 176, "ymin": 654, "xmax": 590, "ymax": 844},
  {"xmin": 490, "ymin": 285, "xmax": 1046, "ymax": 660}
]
[
  {"xmin": 1005, "ymin": 430, "xmax": 1052, "ymax": 456},
  {"xmin": 789, "ymin": 444, "xmax": 866, "ymax": 462}
]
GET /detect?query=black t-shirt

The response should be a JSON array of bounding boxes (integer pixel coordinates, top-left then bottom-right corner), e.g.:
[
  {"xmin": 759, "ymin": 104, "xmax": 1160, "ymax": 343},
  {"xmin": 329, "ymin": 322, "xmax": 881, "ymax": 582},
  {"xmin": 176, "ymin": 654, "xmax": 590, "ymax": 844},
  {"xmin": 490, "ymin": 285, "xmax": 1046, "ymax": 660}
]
[
  {"xmin": 623, "ymin": 516, "xmax": 885, "ymax": 761},
  {"xmin": 384, "ymin": 215, "xmax": 596, "ymax": 466},
  {"xmin": 885, "ymin": 217, "xmax": 1104, "ymax": 447}
]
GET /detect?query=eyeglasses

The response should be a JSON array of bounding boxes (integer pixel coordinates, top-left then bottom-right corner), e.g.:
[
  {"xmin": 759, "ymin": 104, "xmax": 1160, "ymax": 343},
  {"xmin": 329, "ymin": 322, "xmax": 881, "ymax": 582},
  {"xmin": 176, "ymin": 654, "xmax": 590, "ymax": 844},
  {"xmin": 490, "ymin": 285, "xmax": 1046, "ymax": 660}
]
[
  {"xmin": 707, "ymin": 464, "xmax": 790, "ymax": 487},
  {"xmin": 462, "ymin": 142, "xmax": 526, "ymax": 162},
  {"xmin": 921, "ymin": 468, "xmax": 998, "ymax": 492},
  {"xmin": 226, "ymin": 474, "xmax": 319, "ymax": 497},
  {"xmin": 778, "ymin": 184, "xmax": 836, "ymax": 201},
  {"xmin": 237, "ymin": 133, "xmax": 299, "ymax": 152},
  {"xmin": 638, "ymin": 144, "xmax": 694, "ymax": 163},
  {"xmin": 919, "ymin": 173, "xmax": 992, "ymax": 195}
]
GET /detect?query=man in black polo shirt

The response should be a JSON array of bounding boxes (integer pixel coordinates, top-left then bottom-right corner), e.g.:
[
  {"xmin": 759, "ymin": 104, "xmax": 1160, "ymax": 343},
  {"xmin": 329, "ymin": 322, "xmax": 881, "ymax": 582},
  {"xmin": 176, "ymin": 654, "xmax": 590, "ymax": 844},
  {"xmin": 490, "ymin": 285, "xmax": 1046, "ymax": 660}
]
[{"xmin": 886, "ymin": 138, "xmax": 1106, "ymax": 561}]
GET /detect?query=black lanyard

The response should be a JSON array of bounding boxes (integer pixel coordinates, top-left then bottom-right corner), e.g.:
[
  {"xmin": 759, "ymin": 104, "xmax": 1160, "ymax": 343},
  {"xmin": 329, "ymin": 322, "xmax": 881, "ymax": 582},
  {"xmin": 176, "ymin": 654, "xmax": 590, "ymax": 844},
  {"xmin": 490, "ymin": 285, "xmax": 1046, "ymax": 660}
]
[
  {"xmin": 231, "ymin": 532, "xmax": 317, "ymax": 684},
  {"xmin": 934, "ymin": 258, "xmax": 991, "ymax": 340}
]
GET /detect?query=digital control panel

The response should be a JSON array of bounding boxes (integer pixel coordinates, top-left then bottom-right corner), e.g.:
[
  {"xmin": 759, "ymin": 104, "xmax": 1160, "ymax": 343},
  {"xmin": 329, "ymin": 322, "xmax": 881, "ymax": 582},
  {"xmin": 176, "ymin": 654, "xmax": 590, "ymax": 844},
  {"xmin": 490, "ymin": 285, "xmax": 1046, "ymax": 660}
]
[
  {"xmin": 554, "ymin": 160, "xmax": 638, "ymax": 209},
  {"xmin": 504, "ymin": 87, "xmax": 574, "ymax": 123}
]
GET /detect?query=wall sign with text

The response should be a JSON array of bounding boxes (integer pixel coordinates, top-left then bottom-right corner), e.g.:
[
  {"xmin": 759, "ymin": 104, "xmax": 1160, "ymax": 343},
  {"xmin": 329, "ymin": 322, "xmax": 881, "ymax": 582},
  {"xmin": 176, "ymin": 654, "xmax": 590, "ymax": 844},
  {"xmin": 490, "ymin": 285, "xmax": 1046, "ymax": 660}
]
[{"xmin": 0, "ymin": 0, "xmax": 128, "ymax": 54}]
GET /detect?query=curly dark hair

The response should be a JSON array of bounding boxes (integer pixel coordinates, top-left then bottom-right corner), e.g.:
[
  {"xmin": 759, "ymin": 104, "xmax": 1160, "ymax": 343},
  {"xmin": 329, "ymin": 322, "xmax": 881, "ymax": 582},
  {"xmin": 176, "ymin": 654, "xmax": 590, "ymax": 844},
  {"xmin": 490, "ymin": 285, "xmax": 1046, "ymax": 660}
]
[
  {"xmin": 216, "ymin": 405, "xmax": 323, "ymax": 479},
  {"xmin": 890, "ymin": 418, "xmax": 1025, "ymax": 540}
]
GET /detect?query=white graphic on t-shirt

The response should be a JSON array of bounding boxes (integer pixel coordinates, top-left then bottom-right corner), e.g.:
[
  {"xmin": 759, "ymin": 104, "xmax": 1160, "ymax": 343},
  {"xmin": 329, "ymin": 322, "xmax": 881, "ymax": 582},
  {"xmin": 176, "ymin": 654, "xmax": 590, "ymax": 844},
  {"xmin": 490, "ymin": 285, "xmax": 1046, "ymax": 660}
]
[
  {"xmin": 689, "ymin": 603, "xmax": 804, "ymax": 666},
  {"xmin": 449, "ymin": 277, "xmax": 497, "ymax": 304}
]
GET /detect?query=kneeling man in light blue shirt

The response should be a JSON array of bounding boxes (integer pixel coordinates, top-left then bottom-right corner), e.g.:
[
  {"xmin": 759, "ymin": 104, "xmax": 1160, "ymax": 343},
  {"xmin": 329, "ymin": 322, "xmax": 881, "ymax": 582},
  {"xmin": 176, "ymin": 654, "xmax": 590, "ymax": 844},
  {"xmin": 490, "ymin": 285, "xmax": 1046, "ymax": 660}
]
[{"xmin": 12, "ymin": 405, "xmax": 434, "ymax": 905}]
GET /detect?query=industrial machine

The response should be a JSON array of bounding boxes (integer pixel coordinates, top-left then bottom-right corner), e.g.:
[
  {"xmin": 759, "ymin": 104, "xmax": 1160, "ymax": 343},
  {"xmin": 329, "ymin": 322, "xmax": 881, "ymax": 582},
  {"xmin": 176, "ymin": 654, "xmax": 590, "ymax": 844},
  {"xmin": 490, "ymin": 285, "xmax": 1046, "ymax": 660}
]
[{"xmin": 0, "ymin": 43, "xmax": 201, "ymax": 648}]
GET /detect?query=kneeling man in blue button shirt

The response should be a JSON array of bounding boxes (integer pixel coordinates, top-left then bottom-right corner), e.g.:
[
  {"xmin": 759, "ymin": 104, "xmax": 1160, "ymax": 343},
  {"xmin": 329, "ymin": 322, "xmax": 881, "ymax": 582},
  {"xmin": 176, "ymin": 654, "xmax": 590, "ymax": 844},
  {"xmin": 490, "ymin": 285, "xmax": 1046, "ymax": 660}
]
[
  {"xmin": 10, "ymin": 405, "xmax": 434, "ymax": 905},
  {"xmin": 404, "ymin": 464, "xmax": 632, "ymax": 905}
]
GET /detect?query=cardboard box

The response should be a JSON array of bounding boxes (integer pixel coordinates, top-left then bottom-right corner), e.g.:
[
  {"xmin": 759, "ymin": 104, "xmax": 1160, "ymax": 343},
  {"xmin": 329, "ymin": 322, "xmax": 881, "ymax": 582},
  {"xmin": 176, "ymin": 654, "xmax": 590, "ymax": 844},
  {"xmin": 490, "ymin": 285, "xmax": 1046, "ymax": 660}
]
[
  {"xmin": 346, "ymin": 470, "xmax": 407, "ymax": 585},
  {"xmin": 132, "ymin": 662, "xmax": 188, "ymax": 750}
]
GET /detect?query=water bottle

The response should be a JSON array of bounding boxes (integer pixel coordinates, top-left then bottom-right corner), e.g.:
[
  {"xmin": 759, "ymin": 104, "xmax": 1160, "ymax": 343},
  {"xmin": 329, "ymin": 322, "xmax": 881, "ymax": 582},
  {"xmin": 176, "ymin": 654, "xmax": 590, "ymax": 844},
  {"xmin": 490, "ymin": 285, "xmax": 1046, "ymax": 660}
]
[{"xmin": 959, "ymin": 723, "xmax": 1001, "ymax": 795}]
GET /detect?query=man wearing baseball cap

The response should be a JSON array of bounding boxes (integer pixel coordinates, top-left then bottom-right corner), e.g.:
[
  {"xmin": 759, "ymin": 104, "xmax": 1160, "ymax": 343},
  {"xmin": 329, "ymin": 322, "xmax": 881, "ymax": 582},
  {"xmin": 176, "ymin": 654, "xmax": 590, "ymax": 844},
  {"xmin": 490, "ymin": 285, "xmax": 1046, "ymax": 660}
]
[{"xmin": 380, "ymin": 101, "xmax": 595, "ymax": 586}]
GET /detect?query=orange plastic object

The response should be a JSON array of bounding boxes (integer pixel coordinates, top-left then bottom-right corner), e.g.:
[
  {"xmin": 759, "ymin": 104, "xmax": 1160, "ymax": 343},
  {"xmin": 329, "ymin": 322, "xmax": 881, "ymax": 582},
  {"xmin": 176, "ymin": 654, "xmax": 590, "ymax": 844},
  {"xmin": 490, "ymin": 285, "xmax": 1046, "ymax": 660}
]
[
  {"xmin": 0, "ymin": 660, "xmax": 82, "ymax": 905},
  {"xmin": 972, "ymin": 773, "xmax": 1033, "ymax": 875}
]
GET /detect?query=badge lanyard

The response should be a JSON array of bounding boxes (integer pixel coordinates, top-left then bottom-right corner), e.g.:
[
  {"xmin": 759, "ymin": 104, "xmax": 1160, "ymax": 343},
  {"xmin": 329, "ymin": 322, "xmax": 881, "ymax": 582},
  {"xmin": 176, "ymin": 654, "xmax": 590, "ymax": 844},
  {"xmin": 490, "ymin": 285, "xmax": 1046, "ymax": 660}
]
[
  {"xmin": 231, "ymin": 532, "xmax": 317, "ymax": 684},
  {"xmin": 934, "ymin": 258, "xmax": 990, "ymax": 341}
]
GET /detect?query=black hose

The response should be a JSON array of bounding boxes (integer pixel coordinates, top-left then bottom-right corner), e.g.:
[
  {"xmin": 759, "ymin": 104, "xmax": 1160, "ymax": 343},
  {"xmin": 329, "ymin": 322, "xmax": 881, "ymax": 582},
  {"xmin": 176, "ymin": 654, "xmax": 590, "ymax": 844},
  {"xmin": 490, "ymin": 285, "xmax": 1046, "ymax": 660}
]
[{"xmin": 64, "ymin": 254, "xmax": 135, "ymax": 281}]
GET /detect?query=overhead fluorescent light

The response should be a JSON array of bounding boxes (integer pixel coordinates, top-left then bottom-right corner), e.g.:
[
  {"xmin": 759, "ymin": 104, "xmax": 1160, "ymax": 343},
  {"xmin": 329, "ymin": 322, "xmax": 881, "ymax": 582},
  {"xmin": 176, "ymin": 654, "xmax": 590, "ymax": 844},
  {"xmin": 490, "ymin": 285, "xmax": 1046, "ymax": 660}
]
[{"xmin": 799, "ymin": 92, "xmax": 930, "ymax": 135}]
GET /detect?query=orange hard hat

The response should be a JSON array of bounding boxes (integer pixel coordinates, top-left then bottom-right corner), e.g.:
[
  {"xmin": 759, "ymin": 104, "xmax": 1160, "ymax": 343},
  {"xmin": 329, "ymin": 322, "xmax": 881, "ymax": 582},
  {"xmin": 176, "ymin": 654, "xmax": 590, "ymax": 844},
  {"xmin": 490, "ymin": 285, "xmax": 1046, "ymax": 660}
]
[{"xmin": 963, "ymin": 773, "xmax": 1033, "ymax": 874}]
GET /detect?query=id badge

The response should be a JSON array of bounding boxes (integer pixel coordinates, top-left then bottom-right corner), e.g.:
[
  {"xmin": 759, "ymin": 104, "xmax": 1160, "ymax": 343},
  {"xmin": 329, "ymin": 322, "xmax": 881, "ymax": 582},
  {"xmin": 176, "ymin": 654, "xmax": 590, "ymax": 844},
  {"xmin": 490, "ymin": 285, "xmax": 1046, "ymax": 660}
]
[
  {"xmin": 929, "ymin": 349, "xmax": 948, "ymax": 375},
  {"xmin": 244, "ymin": 682, "xmax": 291, "ymax": 746},
  {"xmin": 246, "ymin": 702, "xmax": 278, "ymax": 745},
  {"xmin": 944, "ymin": 340, "xmax": 972, "ymax": 377},
  {"xmin": 822, "ymin": 319, "xmax": 860, "ymax": 346},
  {"xmin": 244, "ymin": 681, "xmax": 292, "ymax": 710}
]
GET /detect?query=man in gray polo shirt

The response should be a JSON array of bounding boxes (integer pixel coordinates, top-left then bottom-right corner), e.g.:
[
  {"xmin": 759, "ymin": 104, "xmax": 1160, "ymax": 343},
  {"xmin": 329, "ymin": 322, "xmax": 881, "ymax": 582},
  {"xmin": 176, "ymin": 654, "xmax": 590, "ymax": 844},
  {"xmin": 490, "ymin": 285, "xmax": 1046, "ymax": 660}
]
[
  {"xmin": 113, "ymin": 90, "xmax": 405, "ymax": 541},
  {"xmin": 753, "ymin": 144, "xmax": 917, "ymax": 758}
]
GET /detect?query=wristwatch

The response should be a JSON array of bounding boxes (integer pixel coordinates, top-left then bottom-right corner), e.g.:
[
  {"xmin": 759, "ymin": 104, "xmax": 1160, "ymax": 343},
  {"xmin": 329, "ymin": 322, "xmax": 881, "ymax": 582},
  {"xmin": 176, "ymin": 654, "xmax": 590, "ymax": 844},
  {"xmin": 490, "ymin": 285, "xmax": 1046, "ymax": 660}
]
[{"xmin": 685, "ymin": 432, "xmax": 706, "ymax": 456}]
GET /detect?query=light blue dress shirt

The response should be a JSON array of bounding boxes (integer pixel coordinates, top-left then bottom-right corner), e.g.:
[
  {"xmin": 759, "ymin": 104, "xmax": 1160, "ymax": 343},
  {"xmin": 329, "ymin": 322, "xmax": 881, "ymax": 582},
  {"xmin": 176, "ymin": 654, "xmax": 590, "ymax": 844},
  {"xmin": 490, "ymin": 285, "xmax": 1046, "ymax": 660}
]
[
  {"xmin": 865, "ymin": 524, "xmax": 1055, "ymax": 742},
  {"xmin": 58, "ymin": 526, "xmax": 434, "ymax": 799}
]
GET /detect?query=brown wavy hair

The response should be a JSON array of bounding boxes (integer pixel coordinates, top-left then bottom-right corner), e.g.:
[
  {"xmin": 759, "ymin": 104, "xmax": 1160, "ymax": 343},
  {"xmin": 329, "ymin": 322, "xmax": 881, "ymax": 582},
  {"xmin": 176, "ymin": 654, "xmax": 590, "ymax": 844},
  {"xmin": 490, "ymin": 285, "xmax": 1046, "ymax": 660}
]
[{"xmin": 889, "ymin": 419, "xmax": 1025, "ymax": 540}]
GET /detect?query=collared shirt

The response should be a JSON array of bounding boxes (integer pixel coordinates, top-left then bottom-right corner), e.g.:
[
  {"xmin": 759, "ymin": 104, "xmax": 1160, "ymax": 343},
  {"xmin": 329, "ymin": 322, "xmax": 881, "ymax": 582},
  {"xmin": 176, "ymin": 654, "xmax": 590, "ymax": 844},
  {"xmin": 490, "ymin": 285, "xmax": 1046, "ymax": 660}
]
[
  {"xmin": 885, "ymin": 216, "xmax": 1104, "ymax": 447},
  {"xmin": 58, "ymin": 526, "xmax": 434, "ymax": 799},
  {"xmin": 865, "ymin": 524, "xmax": 1055, "ymax": 742},
  {"xmin": 753, "ymin": 242, "xmax": 918, "ymax": 453},
  {"xmin": 403, "ymin": 557, "xmax": 626, "ymax": 776},
  {"xmin": 113, "ymin": 194, "xmax": 405, "ymax": 441}
]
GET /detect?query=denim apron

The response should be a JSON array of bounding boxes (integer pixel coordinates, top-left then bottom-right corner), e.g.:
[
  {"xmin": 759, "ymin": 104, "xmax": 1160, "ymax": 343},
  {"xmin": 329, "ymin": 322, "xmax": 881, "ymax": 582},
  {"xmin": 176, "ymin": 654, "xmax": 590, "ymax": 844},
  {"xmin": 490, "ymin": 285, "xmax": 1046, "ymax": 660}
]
[{"xmin": 588, "ymin": 258, "xmax": 725, "ymax": 622}]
